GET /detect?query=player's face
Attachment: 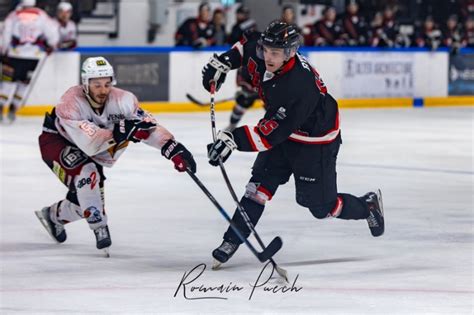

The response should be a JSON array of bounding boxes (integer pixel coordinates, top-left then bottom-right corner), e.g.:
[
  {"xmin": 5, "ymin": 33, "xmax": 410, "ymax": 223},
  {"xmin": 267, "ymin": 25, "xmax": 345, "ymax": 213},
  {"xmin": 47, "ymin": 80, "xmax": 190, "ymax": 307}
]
[
  {"xmin": 282, "ymin": 9, "xmax": 294, "ymax": 24},
  {"xmin": 263, "ymin": 45, "xmax": 287, "ymax": 72},
  {"xmin": 58, "ymin": 9, "xmax": 72, "ymax": 22},
  {"xmin": 88, "ymin": 77, "xmax": 113, "ymax": 106}
]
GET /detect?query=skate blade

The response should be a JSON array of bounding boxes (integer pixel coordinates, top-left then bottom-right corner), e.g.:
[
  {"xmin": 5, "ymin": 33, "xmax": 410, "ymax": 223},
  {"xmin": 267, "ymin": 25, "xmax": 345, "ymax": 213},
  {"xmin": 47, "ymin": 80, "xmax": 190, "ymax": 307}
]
[
  {"xmin": 102, "ymin": 248, "xmax": 110, "ymax": 258},
  {"xmin": 376, "ymin": 189, "xmax": 384, "ymax": 216},
  {"xmin": 212, "ymin": 259, "xmax": 222, "ymax": 270},
  {"xmin": 35, "ymin": 210, "xmax": 58, "ymax": 243}
]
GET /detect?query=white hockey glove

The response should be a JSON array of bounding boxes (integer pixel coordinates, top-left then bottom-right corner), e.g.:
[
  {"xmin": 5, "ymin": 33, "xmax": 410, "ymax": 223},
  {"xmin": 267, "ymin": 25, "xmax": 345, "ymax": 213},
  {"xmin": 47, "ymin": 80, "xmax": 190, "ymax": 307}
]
[
  {"xmin": 202, "ymin": 53, "xmax": 231, "ymax": 92},
  {"xmin": 207, "ymin": 131, "xmax": 237, "ymax": 166}
]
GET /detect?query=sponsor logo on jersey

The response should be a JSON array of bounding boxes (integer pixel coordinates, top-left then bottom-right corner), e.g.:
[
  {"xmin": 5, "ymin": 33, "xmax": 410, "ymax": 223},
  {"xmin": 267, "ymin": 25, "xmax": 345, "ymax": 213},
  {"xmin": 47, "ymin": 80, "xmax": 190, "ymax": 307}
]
[
  {"xmin": 84, "ymin": 206, "xmax": 102, "ymax": 224},
  {"xmin": 107, "ymin": 113, "xmax": 125, "ymax": 121},
  {"xmin": 60, "ymin": 146, "xmax": 89, "ymax": 169},
  {"xmin": 76, "ymin": 171, "xmax": 97, "ymax": 190},
  {"xmin": 298, "ymin": 176, "xmax": 316, "ymax": 182}
]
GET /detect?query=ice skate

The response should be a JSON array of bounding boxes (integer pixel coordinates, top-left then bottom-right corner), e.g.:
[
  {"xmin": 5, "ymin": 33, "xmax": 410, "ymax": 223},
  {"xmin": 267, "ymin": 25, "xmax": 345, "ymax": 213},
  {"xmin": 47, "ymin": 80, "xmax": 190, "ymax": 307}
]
[
  {"xmin": 364, "ymin": 189, "xmax": 385, "ymax": 237},
  {"xmin": 35, "ymin": 207, "xmax": 67, "ymax": 243},
  {"xmin": 93, "ymin": 225, "xmax": 111, "ymax": 257},
  {"xmin": 212, "ymin": 240, "xmax": 240, "ymax": 270},
  {"xmin": 7, "ymin": 104, "xmax": 16, "ymax": 123}
]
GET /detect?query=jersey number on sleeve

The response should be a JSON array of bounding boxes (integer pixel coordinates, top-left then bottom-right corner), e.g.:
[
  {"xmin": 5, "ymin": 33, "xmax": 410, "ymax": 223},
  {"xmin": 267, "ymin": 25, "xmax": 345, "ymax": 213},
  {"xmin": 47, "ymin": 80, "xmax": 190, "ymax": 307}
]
[{"xmin": 258, "ymin": 119, "xmax": 279, "ymax": 136}]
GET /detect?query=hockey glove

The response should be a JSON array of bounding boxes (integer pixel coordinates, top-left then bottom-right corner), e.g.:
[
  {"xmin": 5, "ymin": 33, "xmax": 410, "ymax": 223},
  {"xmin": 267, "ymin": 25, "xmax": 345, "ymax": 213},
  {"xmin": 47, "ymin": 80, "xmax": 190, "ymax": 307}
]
[
  {"xmin": 161, "ymin": 139, "xmax": 197, "ymax": 173},
  {"xmin": 202, "ymin": 53, "xmax": 231, "ymax": 92},
  {"xmin": 113, "ymin": 119, "xmax": 156, "ymax": 145},
  {"xmin": 207, "ymin": 131, "xmax": 237, "ymax": 166}
]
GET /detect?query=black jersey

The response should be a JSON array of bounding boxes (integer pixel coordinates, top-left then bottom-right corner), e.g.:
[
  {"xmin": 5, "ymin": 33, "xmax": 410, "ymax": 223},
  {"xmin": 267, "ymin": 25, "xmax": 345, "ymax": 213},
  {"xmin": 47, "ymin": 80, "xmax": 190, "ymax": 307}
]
[{"xmin": 220, "ymin": 34, "xmax": 340, "ymax": 152}]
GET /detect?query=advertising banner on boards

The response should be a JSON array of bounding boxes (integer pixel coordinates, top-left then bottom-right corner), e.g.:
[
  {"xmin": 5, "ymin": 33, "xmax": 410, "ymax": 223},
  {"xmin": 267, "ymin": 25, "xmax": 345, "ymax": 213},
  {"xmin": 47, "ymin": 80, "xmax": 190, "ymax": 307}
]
[
  {"xmin": 449, "ymin": 53, "xmax": 474, "ymax": 95},
  {"xmin": 80, "ymin": 54, "xmax": 169, "ymax": 101},
  {"xmin": 341, "ymin": 52, "xmax": 415, "ymax": 98}
]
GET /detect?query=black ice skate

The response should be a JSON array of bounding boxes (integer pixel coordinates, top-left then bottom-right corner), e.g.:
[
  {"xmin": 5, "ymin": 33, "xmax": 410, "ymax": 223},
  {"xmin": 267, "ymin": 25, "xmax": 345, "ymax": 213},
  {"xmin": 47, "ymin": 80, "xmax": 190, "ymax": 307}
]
[
  {"xmin": 364, "ymin": 189, "xmax": 385, "ymax": 237},
  {"xmin": 35, "ymin": 207, "xmax": 67, "ymax": 243},
  {"xmin": 94, "ymin": 225, "xmax": 112, "ymax": 257},
  {"xmin": 7, "ymin": 104, "xmax": 16, "ymax": 123},
  {"xmin": 212, "ymin": 240, "xmax": 240, "ymax": 270}
]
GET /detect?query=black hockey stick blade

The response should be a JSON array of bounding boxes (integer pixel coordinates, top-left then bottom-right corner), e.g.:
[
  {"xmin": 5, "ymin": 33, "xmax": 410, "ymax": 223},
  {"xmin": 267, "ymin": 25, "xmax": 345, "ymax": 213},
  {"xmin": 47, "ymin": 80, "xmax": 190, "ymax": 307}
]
[
  {"xmin": 256, "ymin": 236, "xmax": 282, "ymax": 262},
  {"xmin": 186, "ymin": 93, "xmax": 208, "ymax": 106}
]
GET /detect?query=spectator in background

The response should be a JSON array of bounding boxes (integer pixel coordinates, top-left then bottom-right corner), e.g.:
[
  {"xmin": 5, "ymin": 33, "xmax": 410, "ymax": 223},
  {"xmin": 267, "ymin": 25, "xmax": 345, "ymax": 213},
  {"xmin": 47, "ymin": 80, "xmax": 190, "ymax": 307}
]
[
  {"xmin": 281, "ymin": 5, "xmax": 296, "ymax": 24},
  {"xmin": 414, "ymin": 16, "xmax": 442, "ymax": 50},
  {"xmin": 370, "ymin": 6, "xmax": 403, "ymax": 47},
  {"xmin": 175, "ymin": 2, "xmax": 213, "ymax": 48},
  {"xmin": 340, "ymin": 0, "xmax": 369, "ymax": 46},
  {"xmin": 462, "ymin": 17, "xmax": 474, "ymax": 47},
  {"xmin": 228, "ymin": 4, "xmax": 256, "ymax": 44},
  {"xmin": 313, "ymin": 6, "xmax": 345, "ymax": 46},
  {"xmin": 54, "ymin": 2, "xmax": 77, "ymax": 50},
  {"xmin": 442, "ymin": 15, "xmax": 463, "ymax": 53},
  {"xmin": 460, "ymin": 0, "xmax": 474, "ymax": 20},
  {"xmin": 210, "ymin": 9, "xmax": 227, "ymax": 46}
]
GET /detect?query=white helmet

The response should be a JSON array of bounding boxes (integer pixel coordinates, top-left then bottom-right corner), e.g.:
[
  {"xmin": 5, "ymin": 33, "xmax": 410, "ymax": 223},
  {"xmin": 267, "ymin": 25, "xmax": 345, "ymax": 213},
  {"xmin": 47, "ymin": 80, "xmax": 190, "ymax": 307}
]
[
  {"xmin": 81, "ymin": 57, "xmax": 116, "ymax": 93},
  {"xmin": 57, "ymin": 2, "xmax": 73, "ymax": 12},
  {"xmin": 21, "ymin": 0, "xmax": 36, "ymax": 7}
]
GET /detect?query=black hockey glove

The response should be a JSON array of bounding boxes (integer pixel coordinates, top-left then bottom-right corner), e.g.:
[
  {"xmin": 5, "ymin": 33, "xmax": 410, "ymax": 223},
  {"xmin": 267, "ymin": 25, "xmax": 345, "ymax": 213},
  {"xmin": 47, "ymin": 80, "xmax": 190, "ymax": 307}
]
[
  {"xmin": 113, "ymin": 119, "xmax": 156, "ymax": 145},
  {"xmin": 207, "ymin": 131, "xmax": 237, "ymax": 166},
  {"xmin": 161, "ymin": 139, "xmax": 197, "ymax": 173},
  {"xmin": 202, "ymin": 53, "xmax": 231, "ymax": 92}
]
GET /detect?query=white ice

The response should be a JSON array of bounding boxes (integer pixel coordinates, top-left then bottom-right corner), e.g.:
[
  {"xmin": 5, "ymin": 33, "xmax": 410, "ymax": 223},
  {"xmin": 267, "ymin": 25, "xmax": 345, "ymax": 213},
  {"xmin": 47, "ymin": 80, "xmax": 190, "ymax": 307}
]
[{"xmin": 1, "ymin": 107, "xmax": 473, "ymax": 314}]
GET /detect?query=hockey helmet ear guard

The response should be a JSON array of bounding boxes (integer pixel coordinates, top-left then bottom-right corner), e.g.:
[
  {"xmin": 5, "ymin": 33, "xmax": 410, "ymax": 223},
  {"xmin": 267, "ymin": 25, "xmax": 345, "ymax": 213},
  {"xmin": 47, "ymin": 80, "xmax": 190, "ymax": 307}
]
[
  {"xmin": 256, "ymin": 20, "xmax": 302, "ymax": 60},
  {"xmin": 81, "ymin": 56, "xmax": 117, "ymax": 93}
]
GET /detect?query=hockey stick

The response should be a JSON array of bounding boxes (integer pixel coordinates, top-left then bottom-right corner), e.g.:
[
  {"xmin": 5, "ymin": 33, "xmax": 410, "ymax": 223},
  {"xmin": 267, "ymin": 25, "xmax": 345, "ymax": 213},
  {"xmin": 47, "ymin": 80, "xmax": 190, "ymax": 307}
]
[
  {"xmin": 186, "ymin": 92, "xmax": 234, "ymax": 107},
  {"xmin": 20, "ymin": 53, "xmax": 47, "ymax": 108},
  {"xmin": 209, "ymin": 82, "xmax": 289, "ymax": 282},
  {"xmin": 185, "ymin": 168, "xmax": 282, "ymax": 263}
]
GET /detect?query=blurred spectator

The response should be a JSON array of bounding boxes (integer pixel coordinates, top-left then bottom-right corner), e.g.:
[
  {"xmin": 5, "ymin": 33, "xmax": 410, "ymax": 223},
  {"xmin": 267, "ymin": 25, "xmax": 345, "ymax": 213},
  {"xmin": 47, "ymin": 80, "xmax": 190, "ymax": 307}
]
[
  {"xmin": 460, "ymin": 0, "xmax": 474, "ymax": 20},
  {"xmin": 370, "ymin": 6, "xmax": 405, "ymax": 47},
  {"xmin": 414, "ymin": 16, "xmax": 442, "ymax": 50},
  {"xmin": 210, "ymin": 9, "xmax": 227, "ymax": 46},
  {"xmin": 340, "ymin": 0, "xmax": 369, "ymax": 46},
  {"xmin": 313, "ymin": 6, "xmax": 345, "ymax": 46},
  {"xmin": 228, "ymin": 4, "xmax": 256, "ymax": 44},
  {"xmin": 175, "ymin": 2, "xmax": 213, "ymax": 48},
  {"xmin": 53, "ymin": 2, "xmax": 77, "ymax": 50},
  {"xmin": 462, "ymin": 17, "xmax": 474, "ymax": 47},
  {"xmin": 281, "ymin": 5, "xmax": 296, "ymax": 24},
  {"xmin": 442, "ymin": 14, "xmax": 463, "ymax": 52}
]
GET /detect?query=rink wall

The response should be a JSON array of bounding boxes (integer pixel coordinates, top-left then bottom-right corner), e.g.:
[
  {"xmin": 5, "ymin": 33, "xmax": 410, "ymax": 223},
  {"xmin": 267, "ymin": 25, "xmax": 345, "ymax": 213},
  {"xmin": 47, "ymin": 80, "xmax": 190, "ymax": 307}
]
[{"xmin": 17, "ymin": 47, "xmax": 474, "ymax": 115}]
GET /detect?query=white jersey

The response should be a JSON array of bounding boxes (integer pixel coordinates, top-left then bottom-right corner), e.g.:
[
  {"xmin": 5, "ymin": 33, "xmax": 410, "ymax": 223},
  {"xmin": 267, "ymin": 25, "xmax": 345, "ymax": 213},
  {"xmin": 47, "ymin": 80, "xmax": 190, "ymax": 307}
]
[
  {"xmin": 53, "ymin": 18, "xmax": 77, "ymax": 50},
  {"xmin": 2, "ymin": 7, "xmax": 59, "ymax": 59},
  {"xmin": 55, "ymin": 86, "xmax": 174, "ymax": 167}
]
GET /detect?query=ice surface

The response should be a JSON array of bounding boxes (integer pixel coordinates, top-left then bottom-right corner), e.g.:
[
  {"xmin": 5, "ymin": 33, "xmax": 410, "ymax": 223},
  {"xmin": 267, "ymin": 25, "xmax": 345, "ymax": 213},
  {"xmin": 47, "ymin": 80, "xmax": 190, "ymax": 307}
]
[{"xmin": 1, "ymin": 107, "xmax": 473, "ymax": 314}]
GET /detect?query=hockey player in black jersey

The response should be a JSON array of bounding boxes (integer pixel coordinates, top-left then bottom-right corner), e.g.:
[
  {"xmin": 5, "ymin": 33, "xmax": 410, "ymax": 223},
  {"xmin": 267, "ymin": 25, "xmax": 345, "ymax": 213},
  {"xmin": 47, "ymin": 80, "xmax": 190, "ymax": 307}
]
[
  {"xmin": 202, "ymin": 20, "xmax": 385, "ymax": 267},
  {"xmin": 226, "ymin": 30, "xmax": 261, "ymax": 131}
]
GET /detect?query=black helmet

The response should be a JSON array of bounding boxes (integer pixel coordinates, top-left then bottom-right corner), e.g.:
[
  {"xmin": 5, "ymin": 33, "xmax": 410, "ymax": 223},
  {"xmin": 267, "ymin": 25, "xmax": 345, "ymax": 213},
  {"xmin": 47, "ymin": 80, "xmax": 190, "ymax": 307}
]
[{"xmin": 259, "ymin": 20, "xmax": 301, "ymax": 49}]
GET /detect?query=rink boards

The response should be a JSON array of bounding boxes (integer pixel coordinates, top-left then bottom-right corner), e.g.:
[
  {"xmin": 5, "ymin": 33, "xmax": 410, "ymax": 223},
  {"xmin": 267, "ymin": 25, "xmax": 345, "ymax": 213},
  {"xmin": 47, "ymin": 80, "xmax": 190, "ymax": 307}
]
[{"xmin": 18, "ymin": 47, "xmax": 474, "ymax": 114}]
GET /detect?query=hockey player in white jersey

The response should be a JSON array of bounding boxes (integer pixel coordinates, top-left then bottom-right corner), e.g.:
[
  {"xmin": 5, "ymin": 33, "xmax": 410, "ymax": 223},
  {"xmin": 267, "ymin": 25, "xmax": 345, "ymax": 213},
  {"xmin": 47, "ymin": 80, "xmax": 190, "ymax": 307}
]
[
  {"xmin": 0, "ymin": 0, "xmax": 58, "ymax": 122},
  {"xmin": 35, "ymin": 56, "xmax": 197, "ymax": 256},
  {"xmin": 53, "ymin": 2, "xmax": 77, "ymax": 51}
]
